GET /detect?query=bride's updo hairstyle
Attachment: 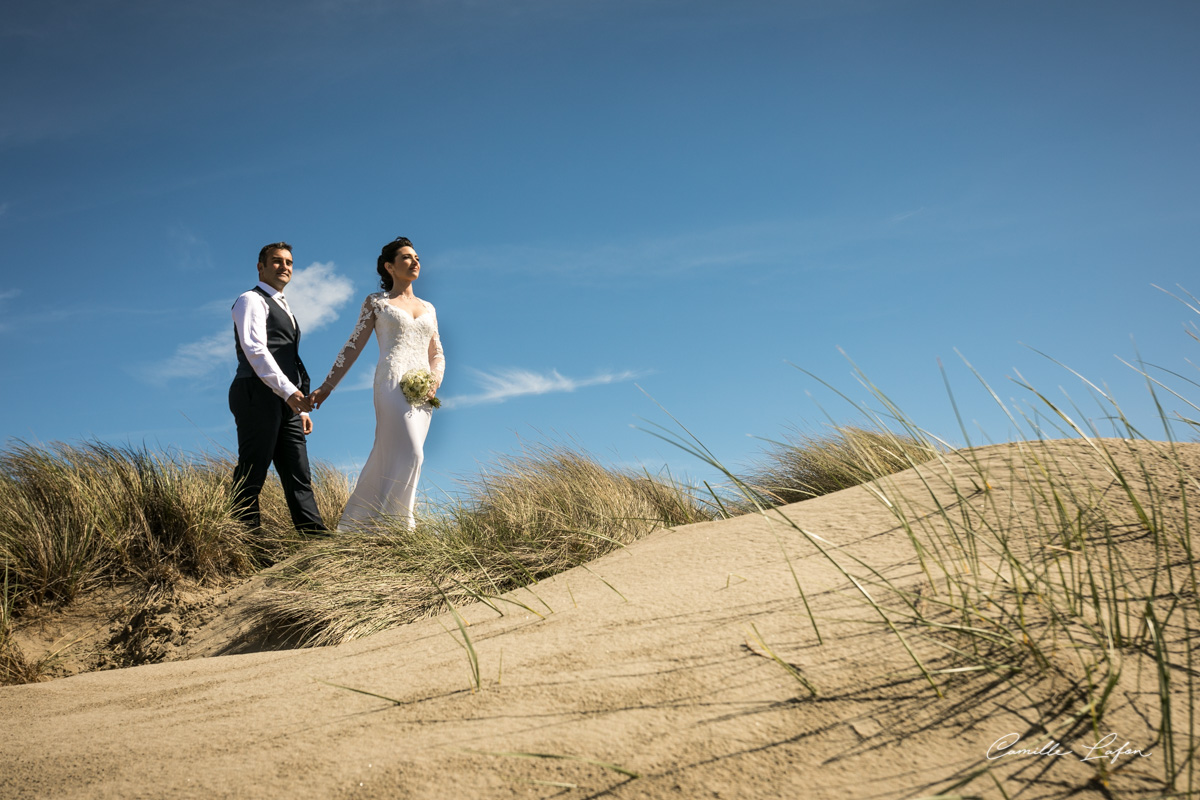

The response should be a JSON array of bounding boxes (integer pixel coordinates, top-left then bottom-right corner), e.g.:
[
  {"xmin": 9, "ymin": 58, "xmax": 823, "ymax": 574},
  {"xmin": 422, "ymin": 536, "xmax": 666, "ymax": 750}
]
[{"xmin": 377, "ymin": 236, "xmax": 414, "ymax": 292}]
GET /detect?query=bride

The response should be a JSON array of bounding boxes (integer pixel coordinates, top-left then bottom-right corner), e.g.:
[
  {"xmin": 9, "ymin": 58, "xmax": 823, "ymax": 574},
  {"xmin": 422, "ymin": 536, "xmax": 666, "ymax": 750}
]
[{"xmin": 309, "ymin": 236, "xmax": 445, "ymax": 530}]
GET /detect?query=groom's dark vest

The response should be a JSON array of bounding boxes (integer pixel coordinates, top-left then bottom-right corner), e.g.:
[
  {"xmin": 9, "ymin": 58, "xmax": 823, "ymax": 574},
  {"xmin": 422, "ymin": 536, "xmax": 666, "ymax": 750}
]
[{"xmin": 233, "ymin": 286, "xmax": 311, "ymax": 394}]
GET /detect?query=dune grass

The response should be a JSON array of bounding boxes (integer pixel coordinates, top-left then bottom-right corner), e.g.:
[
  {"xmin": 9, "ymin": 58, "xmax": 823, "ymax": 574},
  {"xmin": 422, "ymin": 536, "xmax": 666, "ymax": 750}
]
[
  {"xmin": 0, "ymin": 565, "xmax": 46, "ymax": 685},
  {"xmin": 245, "ymin": 444, "xmax": 714, "ymax": 647},
  {"xmin": 4, "ymin": 322, "xmax": 1195, "ymax": 794},
  {"xmin": 8, "ymin": 332, "xmax": 1195, "ymax": 800},
  {"xmin": 874, "ymin": 382, "xmax": 1198, "ymax": 795},
  {"xmin": 0, "ymin": 422, "xmax": 916, "ymax": 682},
  {"xmin": 741, "ymin": 424, "xmax": 941, "ymax": 507},
  {"xmin": 0, "ymin": 440, "xmax": 349, "ymax": 682},
  {"xmin": 648, "ymin": 355, "xmax": 1200, "ymax": 795}
]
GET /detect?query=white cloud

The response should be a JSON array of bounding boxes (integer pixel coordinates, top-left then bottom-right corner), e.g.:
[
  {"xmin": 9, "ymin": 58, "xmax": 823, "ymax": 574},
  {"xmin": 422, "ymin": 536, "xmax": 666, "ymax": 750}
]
[
  {"xmin": 443, "ymin": 367, "xmax": 642, "ymax": 409},
  {"xmin": 149, "ymin": 331, "xmax": 230, "ymax": 382},
  {"xmin": 144, "ymin": 261, "xmax": 355, "ymax": 385},
  {"xmin": 286, "ymin": 261, "xmax": 355, "ymax": 332}
]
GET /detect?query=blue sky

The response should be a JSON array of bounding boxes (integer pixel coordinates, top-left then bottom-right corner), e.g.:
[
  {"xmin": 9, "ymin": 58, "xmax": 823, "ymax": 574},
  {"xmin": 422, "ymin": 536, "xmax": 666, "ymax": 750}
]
[{"xmin": 2, "ymin": 0, "xmax": 1199, "ymax": 497}]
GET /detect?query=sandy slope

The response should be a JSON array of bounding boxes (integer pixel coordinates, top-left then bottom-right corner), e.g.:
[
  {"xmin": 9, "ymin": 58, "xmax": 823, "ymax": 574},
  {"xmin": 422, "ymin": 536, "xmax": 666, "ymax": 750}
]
[{"xmin": 1, "ymin": 442, "xmax": 1191, "ymax": 799}]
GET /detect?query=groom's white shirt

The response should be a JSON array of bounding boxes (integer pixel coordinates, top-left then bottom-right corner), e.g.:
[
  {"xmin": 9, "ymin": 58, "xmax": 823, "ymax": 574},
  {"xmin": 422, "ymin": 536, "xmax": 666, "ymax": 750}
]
[{"xmin": 232, "ymin": 280, "xmax": 303, "ymax": 401}]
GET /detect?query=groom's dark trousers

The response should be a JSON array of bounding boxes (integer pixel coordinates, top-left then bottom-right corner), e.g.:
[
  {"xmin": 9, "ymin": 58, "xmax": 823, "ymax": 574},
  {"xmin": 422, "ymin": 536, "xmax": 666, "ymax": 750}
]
[{"xmin": 229, "ymin": 287, "xmax": 325, "ymax": 534}]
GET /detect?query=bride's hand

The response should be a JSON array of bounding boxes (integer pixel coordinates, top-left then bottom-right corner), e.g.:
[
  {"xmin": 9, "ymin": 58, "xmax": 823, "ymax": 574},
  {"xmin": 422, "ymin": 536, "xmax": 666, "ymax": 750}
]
[{"xmin": 309, "ymin": 385, "xmax": 331, "ymax": 410}]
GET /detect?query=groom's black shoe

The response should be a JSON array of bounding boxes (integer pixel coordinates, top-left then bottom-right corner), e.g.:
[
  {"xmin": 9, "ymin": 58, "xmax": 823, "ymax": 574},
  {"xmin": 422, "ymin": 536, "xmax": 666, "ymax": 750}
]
[
  {"xmin": 299, "ymin": 526, "xmax": 333, "ymax": 540},
  {"xmin": 300, "ymin": 527, "xmax": 333, "ymax": 542}
]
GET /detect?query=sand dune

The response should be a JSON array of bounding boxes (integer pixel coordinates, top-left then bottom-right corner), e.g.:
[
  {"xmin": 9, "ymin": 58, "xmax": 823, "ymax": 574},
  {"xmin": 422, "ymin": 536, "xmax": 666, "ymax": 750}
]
[{"xmin": 2, "ymin": 441, "xmax": 1192, "ymax": 798}]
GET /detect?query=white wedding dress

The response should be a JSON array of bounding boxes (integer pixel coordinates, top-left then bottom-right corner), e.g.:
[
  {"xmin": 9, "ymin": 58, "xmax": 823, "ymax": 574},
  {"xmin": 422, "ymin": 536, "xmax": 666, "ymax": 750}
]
[{"xmin": 322, "ymin": 293, "xmax": 445, "ymax": 530}]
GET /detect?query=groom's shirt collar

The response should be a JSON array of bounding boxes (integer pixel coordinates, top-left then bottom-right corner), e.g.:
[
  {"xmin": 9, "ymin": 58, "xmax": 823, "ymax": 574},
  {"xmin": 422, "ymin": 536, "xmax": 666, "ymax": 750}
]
[
  {"xmin": 256, "ymin": 280, "xmax": 282, "ymax": 298},
  {"xmin": 255, "ymin": 281, "xmax": 296, "ymax": 325},
  {"xmin": 233, "ymin": 283, "xmax": 302, "ymax": 404}
]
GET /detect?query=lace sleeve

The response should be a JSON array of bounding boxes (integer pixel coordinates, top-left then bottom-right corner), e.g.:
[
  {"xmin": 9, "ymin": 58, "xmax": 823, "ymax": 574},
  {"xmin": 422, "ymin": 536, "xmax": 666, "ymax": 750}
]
[
  {"xmin": 426, "ymin": 302, "xmax": 445, "ymax": 385},
  {"xmin": 321, "ymin": 294, "xmax": 378, "ymax": 391}
]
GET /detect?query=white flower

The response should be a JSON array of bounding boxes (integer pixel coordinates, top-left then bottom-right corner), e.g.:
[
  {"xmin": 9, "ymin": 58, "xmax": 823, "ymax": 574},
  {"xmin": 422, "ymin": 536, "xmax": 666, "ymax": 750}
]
[{"xmin": 400, "ymin": 368, "xmax": 440, "ymax": 408}]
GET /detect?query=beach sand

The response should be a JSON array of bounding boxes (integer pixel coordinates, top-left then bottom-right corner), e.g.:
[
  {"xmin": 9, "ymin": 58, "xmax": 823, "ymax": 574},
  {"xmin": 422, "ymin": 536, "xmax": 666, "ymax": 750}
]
[{"xmin": 2, "ymin": 440, "xmax": 1191, "ymax": 798}]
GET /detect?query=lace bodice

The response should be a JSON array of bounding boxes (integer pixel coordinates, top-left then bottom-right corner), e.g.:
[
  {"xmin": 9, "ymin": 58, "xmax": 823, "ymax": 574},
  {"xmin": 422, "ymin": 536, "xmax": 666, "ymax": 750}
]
[{"xmin": 321, "ymin": 293, "xmax": 445, "ymax": 392}]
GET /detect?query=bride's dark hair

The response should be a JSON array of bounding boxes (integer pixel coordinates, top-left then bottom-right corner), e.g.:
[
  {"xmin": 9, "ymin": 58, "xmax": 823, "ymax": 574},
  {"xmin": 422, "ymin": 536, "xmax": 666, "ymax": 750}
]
[{"xmin": 377, "ymin": 236, "xmax": 414, "ymax": 291}]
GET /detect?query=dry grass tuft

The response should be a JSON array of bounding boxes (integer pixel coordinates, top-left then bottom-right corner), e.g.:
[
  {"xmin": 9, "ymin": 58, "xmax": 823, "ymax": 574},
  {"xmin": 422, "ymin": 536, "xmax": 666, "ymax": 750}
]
[
  {"xmin": 652, "ymin": 357, "xmax": 1200, "ymax": 795},
  {"xmin": 741, "ymin": 424, "xmax": 940, "ymax": 506},
  {"xmin": 0, "ymin": 440, "xmax": 349, "ymax": 683},
  {"xmin": 0, "ymin": 566, "xmax": 50, "ymax": 684},
  {"xmin": 247, "ymin": 444, "xmax": 713, "ymax": 646},
  {"xmin": 0, "ymin": 641, "xmax": 44, "ymax": 685}
]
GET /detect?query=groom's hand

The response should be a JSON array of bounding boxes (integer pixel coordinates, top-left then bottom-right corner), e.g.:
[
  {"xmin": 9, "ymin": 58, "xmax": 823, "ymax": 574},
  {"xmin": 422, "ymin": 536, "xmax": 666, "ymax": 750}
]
[
  {"xmin": 301, "ymin": 414, "xmax": 314, "ymax": 435},
  {"xmin": 287, "ymin": 391, "xmax": 312, "ymax": 414}
]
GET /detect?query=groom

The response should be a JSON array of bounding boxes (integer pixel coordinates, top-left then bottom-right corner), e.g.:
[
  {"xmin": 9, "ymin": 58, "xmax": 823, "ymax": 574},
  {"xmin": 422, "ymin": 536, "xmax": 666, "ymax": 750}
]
[{"xmin": 229, "ymin": 241, "xmax": 327, "ymax": 536}]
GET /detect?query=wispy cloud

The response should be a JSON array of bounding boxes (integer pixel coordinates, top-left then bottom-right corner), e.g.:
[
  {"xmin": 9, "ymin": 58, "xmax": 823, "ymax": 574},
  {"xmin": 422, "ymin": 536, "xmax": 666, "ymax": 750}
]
[
  {"xmin": 0, "ymin": 202, "xmax": 10, "ymax": 218},
  {"xmin": 143, "ymin": 261, "xmax": 355, "ymax": 385},
  {"xmin": 889, "ymin": 207, "xmax": 927, "ymax": 224},
  {"xmin": 431, "ymin": 206, "xmax": 990, "ymax": 281},
  {"xmin": 433, "ymin": 216, "xmax": 916, "ymax": 280},
  {"xmin": 151, "ymin": 331, "xmax": 229, "ymax": 382},
  {"xmin": 339, "ymin": 364, "xmax": 377, "ymax": 392},
  {"xmin": 168, "ymin": 225, "xmax": 215, "ymax": 271},
  {"xmin": 436, "ymin": 230, "xmax": 765, "ymax": 278},
  {"xmin": 0, "ymin": 288, "xmax": 19, "ymax": 332},
  {"xmin": 443, "ymin": 367, "xmax": 642, "ymax": 409}
]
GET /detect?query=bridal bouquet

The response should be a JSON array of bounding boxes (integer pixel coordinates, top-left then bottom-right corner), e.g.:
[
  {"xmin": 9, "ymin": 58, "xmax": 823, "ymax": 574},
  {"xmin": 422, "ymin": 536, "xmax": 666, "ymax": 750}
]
[{"xmin": 400, "ymin": 368, "xmax": 441, "ymax": 408}]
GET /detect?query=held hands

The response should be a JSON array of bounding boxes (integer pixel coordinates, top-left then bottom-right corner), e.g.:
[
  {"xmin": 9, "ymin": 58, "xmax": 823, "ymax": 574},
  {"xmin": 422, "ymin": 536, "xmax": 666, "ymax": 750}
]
[
  {"xmin": 308, "ymin": 384, "xmax": 331, "ymax": 410},
  {"xmin": 287, "ymin": 392, "xmax": 315, "ymax": 435},
  {"xmin": 286, "ymin": 391, "xmax": 313, "ymax": 414}
]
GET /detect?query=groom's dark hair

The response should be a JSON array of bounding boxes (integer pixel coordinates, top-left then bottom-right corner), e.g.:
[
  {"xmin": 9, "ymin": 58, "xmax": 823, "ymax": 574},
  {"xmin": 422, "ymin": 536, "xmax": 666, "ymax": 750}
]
[
  {"xmin": 377, "ymin": 236, "xmax": 413, "ymax": 291},
  {"xmin": 258, "ymin": 241, "xmax": 293, "ymax": 266}
]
